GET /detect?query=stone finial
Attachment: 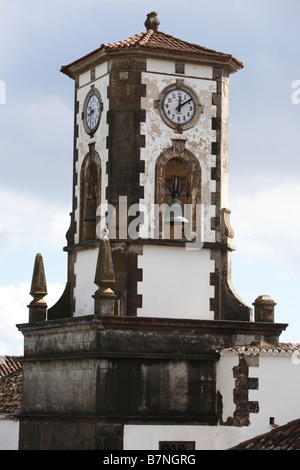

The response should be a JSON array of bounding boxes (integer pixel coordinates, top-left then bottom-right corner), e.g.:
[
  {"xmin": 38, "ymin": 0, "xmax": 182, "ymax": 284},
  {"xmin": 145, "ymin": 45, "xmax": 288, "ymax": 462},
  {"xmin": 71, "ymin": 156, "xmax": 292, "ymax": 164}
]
[
  {"xmin": 145, "ymin": 11, "xmax": 160, "ymax": 31},
  {"xmin": 253, "ymin": 295, "xmax": 276, "ymax": 323},
  {"xmin": 28, "ymin": 253, "xmax": 48, "ymax": 322},
  {"xmin": 93, "ymin": 229, "xmax": 118, "ymax": 316}
]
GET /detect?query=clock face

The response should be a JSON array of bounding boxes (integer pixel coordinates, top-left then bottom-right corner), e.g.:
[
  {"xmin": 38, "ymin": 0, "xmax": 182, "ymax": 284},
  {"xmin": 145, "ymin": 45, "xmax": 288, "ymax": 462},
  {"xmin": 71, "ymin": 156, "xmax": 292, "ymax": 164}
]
[
  {"xmin": 85, "ymin": 93, "xmax": 101, "ymax": 131},
  {"xmin": 162, "ymin": 88, "xmax": 196, "ymax": 126}
]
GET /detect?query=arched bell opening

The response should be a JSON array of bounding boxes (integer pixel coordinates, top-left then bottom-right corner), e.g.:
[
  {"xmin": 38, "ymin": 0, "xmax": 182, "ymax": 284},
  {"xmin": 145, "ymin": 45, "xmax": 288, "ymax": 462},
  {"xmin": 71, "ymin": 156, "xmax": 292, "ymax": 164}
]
[
  {"xmin": 164, "ymin": 158, "xmax": 189, "ymax": 240},
  {"xmin": 155, "ymin": 143, "xmax": 201, "ymax": 240}
]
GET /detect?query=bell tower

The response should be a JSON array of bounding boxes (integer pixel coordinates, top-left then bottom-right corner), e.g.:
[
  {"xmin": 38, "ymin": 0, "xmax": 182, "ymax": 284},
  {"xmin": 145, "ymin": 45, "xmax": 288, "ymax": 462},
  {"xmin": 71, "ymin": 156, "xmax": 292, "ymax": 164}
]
[
  {"xmin": 18, "ymin": 13, "xmax": 287, "ymax": 450},
  {"xmin": 53, "ymin": 11, "xmax": 251, "ymax": 322}
]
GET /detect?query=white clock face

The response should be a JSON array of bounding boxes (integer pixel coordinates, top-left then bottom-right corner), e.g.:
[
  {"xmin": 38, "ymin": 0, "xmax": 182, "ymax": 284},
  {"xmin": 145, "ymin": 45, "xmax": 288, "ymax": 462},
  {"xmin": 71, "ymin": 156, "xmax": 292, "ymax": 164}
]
[
  {"xmin": 162, "ymin": 89, "xmax": 196, "ymax": 126},
  {"xmin": 86, "ymin": 94, "xmax": 101, "ymax": 131}
]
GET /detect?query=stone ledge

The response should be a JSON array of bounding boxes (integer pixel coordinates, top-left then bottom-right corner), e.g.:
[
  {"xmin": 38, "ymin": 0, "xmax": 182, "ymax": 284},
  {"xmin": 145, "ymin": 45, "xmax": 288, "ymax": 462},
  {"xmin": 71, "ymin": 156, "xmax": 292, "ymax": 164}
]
[{"xmin": 17, "ymin": 314, "xmax": 288, "ymax": 336}]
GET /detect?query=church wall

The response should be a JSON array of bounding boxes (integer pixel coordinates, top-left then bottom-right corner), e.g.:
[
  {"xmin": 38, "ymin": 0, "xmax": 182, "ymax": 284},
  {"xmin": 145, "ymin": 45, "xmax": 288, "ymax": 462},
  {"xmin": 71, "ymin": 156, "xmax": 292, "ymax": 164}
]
[
  {"xmin": 140, "ymin": 59, "xmax": 218, "ymax": 243},
  {"xmin": 248, "ymin": 355, "xmax": 300, "ymax": 434},
  {"xmin": 216, "ymin": 354, "xmax": 238, "ymax": 421},
  {"xmin": 73, "ymin": 246, "xmax": 98, "ymax": 317},
  {"xmin": 74, "ymin": 66, "xmax": 109, "ymax": 245},
  {"xmin": 137, "ymin": 244, "xmax": 215, "ymax": 320},
  {"xmin": 0, "ymin": 419, "xmax": 19, "ymax": 450},
  {"xmin": 17, "ymin": 312, "xmax": 288, "ymax": 449},
  {"xmin": 123, "ymin": 424, "xmax": 253, "ymax": 451},
  {"xmin": 22, "ymin": 358, "xmax": 97, "ymax": 415}
]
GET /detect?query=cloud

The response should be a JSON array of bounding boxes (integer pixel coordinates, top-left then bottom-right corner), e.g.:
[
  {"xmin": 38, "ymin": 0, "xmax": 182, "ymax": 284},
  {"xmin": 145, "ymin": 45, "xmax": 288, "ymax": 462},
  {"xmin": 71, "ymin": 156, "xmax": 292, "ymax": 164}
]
[
  {"xmin": 0, "ymin": 187, "xmax": 70, "ymax": 257},
  {"xmin": 0, "ymin": 282, "xmax": 64, "ymax": 355},
  {"xmin": 230, "ymin": 180, "xmax": 300, "ymax": 279},
  {"xmin": 0, "ymin": 187, "xmax": 70, "ymax": 354},
  {"xmin": 0, "ymin": 92, "xmax": 73, "ymax": 202}
]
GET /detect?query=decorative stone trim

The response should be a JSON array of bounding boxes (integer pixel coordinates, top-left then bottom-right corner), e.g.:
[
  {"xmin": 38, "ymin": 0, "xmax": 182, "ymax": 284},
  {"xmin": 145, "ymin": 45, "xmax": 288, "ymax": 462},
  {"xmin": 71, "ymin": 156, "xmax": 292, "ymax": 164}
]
[
  {"xmin": 127, "ymin": 243, "xmax": 143, "ymax": 316},
  {"xmin": 232, "ymin": 354, "xmax": 259, "ymax": 427},
  {"xmin": 221, "ymin": 345, "xmax": 300, "ymax": 357},
  {"xmin": 106, "ymin": 56, "xmax": 146, "ymax": 231},
  {"xmin": 0, "ymin": 415, "xmax": 19, "ymax": 421}
]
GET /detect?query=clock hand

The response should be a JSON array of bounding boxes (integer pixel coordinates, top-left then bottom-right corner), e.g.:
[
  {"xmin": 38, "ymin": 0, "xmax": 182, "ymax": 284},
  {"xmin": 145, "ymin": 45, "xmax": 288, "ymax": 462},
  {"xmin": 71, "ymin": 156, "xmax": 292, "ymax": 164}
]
[
  {"xmin": 176, "ymin": 95, "xmax": 182, "ymax": 112},
  {"xmin": 180, "ymin": 97, "xmax": 192, "ymax": 108}
]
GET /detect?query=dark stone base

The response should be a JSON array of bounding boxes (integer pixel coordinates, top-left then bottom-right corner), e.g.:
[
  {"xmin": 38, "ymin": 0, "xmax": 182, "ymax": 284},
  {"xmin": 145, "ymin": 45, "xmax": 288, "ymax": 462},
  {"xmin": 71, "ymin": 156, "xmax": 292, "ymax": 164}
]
[
  {"xmin": 17, "ymin": 315, "xmax": 287, "ymax": 450},
  {"xmin": 19, "ymin": 417, "xmax": 123, "ymax": 450}
]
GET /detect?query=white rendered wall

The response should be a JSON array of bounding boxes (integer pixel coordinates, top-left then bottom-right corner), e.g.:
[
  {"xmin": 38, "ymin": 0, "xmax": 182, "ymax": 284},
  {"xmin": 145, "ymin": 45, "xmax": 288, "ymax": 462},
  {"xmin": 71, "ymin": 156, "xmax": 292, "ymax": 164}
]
[
  {"xmin": 73, "ymin": 246, "xmax": 98, "ymax": 316},
  {"xmin": 216, "ymin": 355, "xmax": 239, "ymax": 421},
  {"xmin": 140, "ymin": 58, "xmax": 218, "ymax": 243},
  {"xmin": 75, "ymin": 64, "xmax": 109, "ymax": 245},
  {"xmin": 123, "ymin": 424, "xmax": 254, "ymax": 451},
  {"xmin": 0, "ymin": 419, "xmax": 19, "ymax": 450},
  {"xmin": 137, "ymin": 245, "xmax": 215, "ymax": 320},
  {"xmin": 249, "ymin": 355, "xmax": 300, "ymax": 435}
]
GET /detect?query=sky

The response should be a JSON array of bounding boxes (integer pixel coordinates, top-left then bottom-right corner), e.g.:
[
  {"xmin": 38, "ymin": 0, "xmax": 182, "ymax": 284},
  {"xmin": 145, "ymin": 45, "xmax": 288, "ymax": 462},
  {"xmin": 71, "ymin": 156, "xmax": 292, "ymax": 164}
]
[{"xmin": 0, "ymin": 0, "xmax": 299, "ymax": 354}]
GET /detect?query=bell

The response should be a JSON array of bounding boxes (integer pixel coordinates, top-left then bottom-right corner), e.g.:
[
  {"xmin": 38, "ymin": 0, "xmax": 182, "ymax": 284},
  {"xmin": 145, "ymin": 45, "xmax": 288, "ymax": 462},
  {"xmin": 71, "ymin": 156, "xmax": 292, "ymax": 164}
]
[
  {"xmin": 83, "ymin": 200, "xmax": 96, "ymax": 222},
  {"xmin": 165, "ymin": 196, "xmax": 189, "ymax": 226}
]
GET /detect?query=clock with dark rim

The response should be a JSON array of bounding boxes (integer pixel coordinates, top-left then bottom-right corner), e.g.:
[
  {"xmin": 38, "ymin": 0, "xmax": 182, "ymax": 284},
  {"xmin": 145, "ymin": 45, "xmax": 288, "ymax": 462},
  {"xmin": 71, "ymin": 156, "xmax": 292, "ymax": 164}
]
[
  {"xmin": 162, "ymin": 88, "xmax": 196, "ymax": 127},
  {"xmin": 83, "ymin": 89, "xmax": 102, "ymax": 135}
]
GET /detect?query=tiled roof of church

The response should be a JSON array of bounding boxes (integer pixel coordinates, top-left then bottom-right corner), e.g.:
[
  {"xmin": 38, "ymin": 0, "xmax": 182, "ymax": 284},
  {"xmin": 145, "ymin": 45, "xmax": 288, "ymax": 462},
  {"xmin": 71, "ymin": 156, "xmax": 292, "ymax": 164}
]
[
  {"xmin": 229, "ymin": 418, "xmax": 300, "ymax": 450},
  {"xmin": 0, "ymin": 357, "xmax": 23, "ymax": 417},
  {"xmin": 61, "ymin": 12, "xmax": 243, "ymax": 77},
  {"xmin": 0, "ymin": 356, "xmax": 23, "ymax": 378},
  {"xmin": 219, "ymin": 343, "xmax": 300, "ymax": 357}
]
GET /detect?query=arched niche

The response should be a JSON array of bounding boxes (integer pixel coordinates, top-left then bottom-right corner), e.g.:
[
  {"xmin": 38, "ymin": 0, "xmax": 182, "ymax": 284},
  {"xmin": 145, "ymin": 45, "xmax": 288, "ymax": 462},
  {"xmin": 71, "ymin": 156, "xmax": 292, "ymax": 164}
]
[{"xmin": 80, "ymin": 148, "xmax": 101, "ymax": 242}]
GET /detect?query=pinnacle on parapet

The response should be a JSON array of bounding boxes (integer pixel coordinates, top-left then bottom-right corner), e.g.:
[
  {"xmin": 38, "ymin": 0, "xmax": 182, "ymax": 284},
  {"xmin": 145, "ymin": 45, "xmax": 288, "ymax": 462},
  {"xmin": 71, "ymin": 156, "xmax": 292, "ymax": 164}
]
[
  {"xmin": 28, "ymin": 253, "xmax": 48, "ymax": 322},
  {"xmin": 253, "ymin": 295, "xmax": 276, "ymax": 323}
]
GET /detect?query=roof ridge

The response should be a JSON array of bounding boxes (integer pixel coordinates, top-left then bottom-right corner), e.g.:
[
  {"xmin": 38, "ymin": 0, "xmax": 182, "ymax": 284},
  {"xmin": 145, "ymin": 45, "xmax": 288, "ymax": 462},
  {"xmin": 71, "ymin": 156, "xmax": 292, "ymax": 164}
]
[{"xmin": 102, "ymin": 30, "xmax": 154, "ymax": 50}]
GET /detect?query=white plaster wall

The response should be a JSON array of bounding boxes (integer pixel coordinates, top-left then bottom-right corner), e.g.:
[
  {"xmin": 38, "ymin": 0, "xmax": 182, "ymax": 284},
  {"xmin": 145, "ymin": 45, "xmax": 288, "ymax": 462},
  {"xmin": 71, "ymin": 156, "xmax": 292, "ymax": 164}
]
[
  {"xmin": 216, "ymin": 353, "xmax": 300, "ymax": 447},
  {"xmin": 137, "ymin": 245, "xmax": 215, "ymax": 320},
  {"xmin": 73, "ymin": 246, "xmax": 98, "ymax": 316},
  {"xmin": 249, "ymin": 355, "xmax": 300, "ymax": 434},
  {"xmin": 140, "ymin": 58, "xmax": 218, "ymax": 243},
  {"xmin": 216, "ymin": 355, "xmax": 239, "ymax": 421},
  {"xmin": 0, "ymin": 419, "xmax": 19, "ymax": 450},
  {"xmin": 74, "ymin": 64, "xmax": 109, "ymax": 244},
  {"xmin": 123, "ymin": 424, "xmax": 257, "ymax": 451}
]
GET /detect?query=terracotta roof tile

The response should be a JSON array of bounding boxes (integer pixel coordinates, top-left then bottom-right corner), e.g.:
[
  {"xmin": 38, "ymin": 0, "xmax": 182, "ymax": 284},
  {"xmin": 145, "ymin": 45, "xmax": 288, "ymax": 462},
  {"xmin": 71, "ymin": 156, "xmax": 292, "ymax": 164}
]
[
  {"xmin": 230, "ymin": 419, "xmax": 300, "ymax": 450},
  {"xmin": 0, "ymin": 356, "xmax": 23, "ymax": 378},
  {"xmin": 0, "ymin": 356, "xmax": 23, "ymax": 417},
  {"xmin": 0, "ymin": 370, "xmax": 22, "ymax": 416},
  {"xmin": 219, "ymin": 342, "xmax": 300, "ymax": 357},
  {"xmin": 61, "ymin": 27, "xmax": 243, "ymax": 77}
]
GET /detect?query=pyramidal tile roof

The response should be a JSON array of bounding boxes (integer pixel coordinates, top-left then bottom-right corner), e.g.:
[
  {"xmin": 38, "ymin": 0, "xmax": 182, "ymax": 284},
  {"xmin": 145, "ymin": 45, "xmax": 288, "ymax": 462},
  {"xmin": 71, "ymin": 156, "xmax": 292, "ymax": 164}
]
[
  {"xmin": 102, "ymin": 28, "xmax": 235, "ymax": 59},
  {"xmin": 61, "ymin": 12, "xmax": 243, "ymax": 77}
]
